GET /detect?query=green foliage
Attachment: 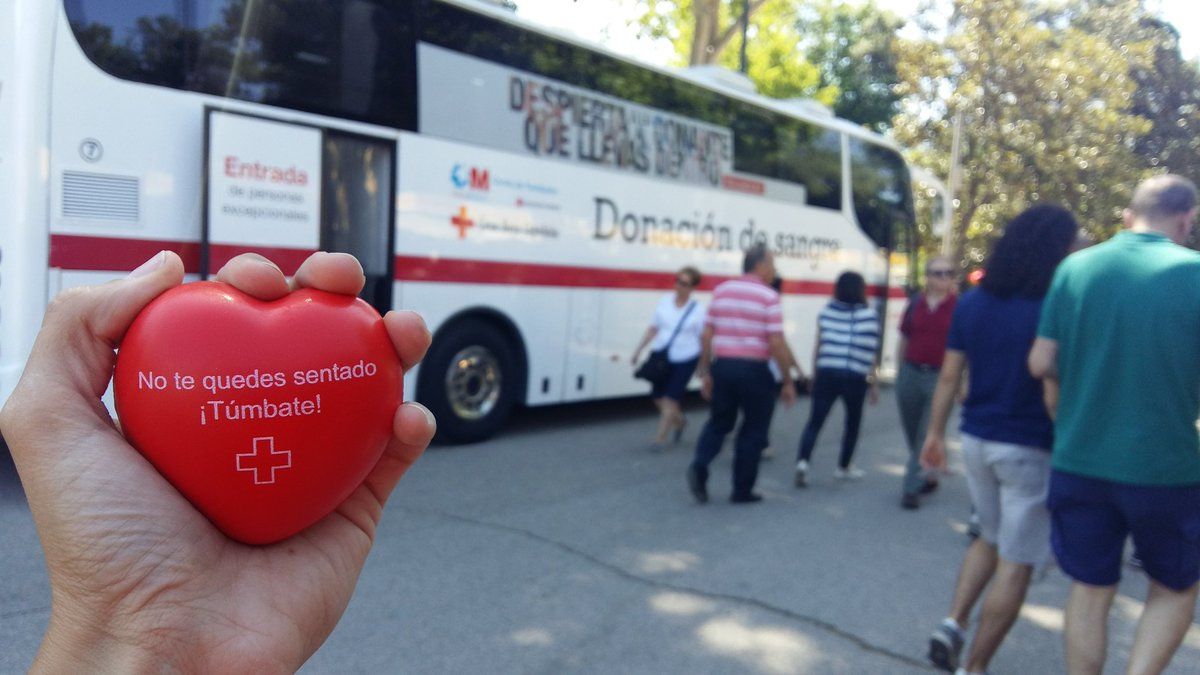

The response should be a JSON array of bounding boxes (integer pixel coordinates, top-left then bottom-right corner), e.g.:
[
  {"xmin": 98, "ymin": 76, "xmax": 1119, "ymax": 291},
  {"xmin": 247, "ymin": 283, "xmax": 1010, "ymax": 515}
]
[
  {"xmin": 794, "ymin": 0, "xmax": 905, "ymax": 132},
  {"xmin": 630, "ymin": 1, "xmax": 906, "ymax": 127},
  {"xmin": 894, "ymin": 0, "xmax": 1155, "ymax": 267},
  {"xmin": 1064, "ymin": 1, "xmax": 1200, "ymax": 183},
  {"xmin": 630, "ymin": 1, "xmax": 835, "ymax": 105}
]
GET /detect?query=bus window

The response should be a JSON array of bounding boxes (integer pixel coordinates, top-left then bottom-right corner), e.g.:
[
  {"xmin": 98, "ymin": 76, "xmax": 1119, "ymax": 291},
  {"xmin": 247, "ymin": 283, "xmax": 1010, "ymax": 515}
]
[
  {"xmin": 321, "ymin": 132, "xmax": 395, "ymax": 313},
  {"xmin": 730, "ymin": 104, "xmax": 776, "ymax": 179},
  {"xmin": 776, "ymin": 120, "xmax": 841, "ymax": 210},
  {"xmin": 849, "ymin": 137, "xmax": 915, "ymax": 251},
  {"xmin": 64, "ymin": 0, "xmax": 415, "ymax": 129},
  {"xmin": 729, "ymin": 107, "xmax": 842, "ymax": 210},
  {"xmin": 422, "ymin": 1, "xmax": 842, "ymax": 209}
]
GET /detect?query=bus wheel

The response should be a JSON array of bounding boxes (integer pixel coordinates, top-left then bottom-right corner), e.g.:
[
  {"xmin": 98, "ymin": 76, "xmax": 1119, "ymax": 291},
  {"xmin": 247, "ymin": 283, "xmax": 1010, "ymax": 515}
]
[{"xmin": 419, "ymin": 319, "xmax": 519, "ymax": 444}]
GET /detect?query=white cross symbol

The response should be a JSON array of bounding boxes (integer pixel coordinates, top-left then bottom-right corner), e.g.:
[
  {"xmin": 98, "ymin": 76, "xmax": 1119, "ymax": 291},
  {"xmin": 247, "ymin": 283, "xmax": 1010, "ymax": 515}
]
[{"xmin": 235, "ymin": 437, "xmax": 292, "ymax": 485}]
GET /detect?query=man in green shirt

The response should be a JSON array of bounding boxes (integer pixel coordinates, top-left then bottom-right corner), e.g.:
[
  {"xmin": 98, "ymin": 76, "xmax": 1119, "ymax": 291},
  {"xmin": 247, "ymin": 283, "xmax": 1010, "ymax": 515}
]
[{"xmin": 1029, "ymin": 174, "xmax": 1200, "ymax": 675}]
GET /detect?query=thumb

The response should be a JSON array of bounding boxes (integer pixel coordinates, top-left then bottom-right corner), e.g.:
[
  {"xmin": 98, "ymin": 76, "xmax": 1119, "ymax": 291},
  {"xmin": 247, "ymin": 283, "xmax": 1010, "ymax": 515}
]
[{"xmin": 25, "ymin": 251, "xmax": 185, "ymax": 400}]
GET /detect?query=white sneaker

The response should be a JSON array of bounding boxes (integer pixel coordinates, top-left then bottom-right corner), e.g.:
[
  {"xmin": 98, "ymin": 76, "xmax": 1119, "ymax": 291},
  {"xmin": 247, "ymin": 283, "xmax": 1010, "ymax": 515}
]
[
  {"xmin": 794, "ymin": 459, "xmax": 809, "ymax": 487},
  {"xmin": 833, "ymin": 465, "xmax": 865, "ymax": 480}
]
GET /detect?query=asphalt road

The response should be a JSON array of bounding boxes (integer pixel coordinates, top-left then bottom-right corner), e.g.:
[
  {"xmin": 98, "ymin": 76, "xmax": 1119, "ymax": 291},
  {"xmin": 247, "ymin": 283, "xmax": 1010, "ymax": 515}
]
[{"xmin": 3, "ymin": 390, "xmax": 1199, "ymax": 673}]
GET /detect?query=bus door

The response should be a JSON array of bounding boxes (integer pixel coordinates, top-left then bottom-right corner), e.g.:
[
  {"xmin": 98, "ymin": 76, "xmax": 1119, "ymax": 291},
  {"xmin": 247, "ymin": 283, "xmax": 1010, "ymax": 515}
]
[
  {"xmin": 203, "ymin": 109, "xmax": 395, "ymax": 314},
  {"xmin": 562, "ymin": 289, "xmax": 601, "ymax": 402}
]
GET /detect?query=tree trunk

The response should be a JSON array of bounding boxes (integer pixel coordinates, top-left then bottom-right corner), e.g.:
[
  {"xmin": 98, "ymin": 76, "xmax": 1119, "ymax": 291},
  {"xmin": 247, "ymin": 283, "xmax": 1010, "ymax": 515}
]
[
  {"xmin": 952, "ymin": 176, "xmax": 982, "ymax": 274},
  {"xmin": 690, "ymin": 0, "xmax": 721, "ymax": 65}
]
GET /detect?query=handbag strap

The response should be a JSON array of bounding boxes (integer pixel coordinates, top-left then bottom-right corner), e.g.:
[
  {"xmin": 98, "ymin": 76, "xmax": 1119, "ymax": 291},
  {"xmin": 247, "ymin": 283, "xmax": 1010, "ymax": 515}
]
[{"xmin": 662, "ymin": 301, "xmax": 696, "ymax": 351}]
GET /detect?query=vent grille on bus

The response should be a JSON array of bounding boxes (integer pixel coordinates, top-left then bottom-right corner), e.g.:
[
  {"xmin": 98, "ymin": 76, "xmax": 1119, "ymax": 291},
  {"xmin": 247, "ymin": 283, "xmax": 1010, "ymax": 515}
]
[{"xmin": 62, "ymin": 171, "xmax": 140, "ymax": 222}]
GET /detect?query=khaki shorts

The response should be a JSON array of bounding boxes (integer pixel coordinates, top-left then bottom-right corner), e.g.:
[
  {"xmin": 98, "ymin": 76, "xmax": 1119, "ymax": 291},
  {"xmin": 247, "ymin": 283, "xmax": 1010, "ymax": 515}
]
[{"xmin": 962, "ymin": 433, "xmax": 1052, "ymax": 566}]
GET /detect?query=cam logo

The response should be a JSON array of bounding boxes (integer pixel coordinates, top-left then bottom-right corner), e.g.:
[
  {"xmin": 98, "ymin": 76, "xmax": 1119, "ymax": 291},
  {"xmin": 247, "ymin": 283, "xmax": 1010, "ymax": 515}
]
[{"xmin": 450, "ymin": 163, "xmax": 490, "ymax": 191}]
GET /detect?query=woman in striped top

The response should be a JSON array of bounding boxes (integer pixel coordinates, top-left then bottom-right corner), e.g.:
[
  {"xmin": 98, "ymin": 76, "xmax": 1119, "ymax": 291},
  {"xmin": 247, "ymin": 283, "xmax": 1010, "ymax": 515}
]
[{"xmin": 794, "ymin": 271, "xmax": 880, "ymax": 487}]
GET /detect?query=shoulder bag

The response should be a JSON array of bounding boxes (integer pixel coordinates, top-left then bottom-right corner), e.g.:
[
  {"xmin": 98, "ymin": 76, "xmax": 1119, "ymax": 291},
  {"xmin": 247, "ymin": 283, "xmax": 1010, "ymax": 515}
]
[{"xmin": 635, "ymin": 302, "xmax": 696, "ymax": 386}]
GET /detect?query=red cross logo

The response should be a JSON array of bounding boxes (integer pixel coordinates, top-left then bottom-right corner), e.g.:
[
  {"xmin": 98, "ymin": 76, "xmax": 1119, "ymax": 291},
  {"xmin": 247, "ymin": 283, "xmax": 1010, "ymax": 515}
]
[
  {"xmin": 236, "ymin": 437, "xmax": 292, "ymax": 485},
  {"xmin": 451, "ymin": 206, "xmax": 474, "ymax": 239}
]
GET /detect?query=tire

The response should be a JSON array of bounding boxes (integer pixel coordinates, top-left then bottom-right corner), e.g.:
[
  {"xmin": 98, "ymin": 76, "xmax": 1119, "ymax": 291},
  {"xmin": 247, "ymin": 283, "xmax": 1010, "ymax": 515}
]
[{"xmin": 418, "ymin": 318, "xmax": 520, "ymax": 444}]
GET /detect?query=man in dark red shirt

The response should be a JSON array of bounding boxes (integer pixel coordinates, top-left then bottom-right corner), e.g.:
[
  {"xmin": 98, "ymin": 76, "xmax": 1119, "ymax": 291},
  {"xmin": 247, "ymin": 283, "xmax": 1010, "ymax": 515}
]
[{"xmin": 896, "ymin": 256, "xmax": 957, "ymax": 509}]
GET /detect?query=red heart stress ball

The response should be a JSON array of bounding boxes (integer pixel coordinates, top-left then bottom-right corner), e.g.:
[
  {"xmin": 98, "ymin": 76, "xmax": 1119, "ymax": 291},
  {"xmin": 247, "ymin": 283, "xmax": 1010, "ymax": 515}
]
[{"xmin": 114, "ymin": 282, "xmax": 402, "ymax": 545}]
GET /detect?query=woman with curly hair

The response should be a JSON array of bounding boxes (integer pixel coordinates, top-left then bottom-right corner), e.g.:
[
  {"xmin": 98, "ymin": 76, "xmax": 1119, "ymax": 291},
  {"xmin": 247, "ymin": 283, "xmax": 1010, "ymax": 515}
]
[{"xmin": 918, "ymin": 203, "xmax": 1078, "ymax": 674}]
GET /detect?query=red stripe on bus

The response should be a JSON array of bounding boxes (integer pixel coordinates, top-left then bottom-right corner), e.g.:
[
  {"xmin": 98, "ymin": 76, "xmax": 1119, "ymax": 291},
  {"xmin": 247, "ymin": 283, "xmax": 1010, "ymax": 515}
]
[
  {"xmin": 48, "ymin": 234, "xmax": 907, "ymax": 299},
  {"xmin": 396, "ymin": 255, "xmax": 691, "ymax": 290},
  {"xmin": 50, "ymin": 234, "xmax": 203, "ymax": 272},
  {"xmin": 397, "ymin": 256, "xmax": 907, "ymax": 299}
]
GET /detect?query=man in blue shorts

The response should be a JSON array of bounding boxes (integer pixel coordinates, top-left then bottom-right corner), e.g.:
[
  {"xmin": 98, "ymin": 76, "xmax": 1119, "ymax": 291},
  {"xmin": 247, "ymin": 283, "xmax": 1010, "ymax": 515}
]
[{"xmin": 1029, "ymin": 174, "xmax": 1200, "ymax": 675}]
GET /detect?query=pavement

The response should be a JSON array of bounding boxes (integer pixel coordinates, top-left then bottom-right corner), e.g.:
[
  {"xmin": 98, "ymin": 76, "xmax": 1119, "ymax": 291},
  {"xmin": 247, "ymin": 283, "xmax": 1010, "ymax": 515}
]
[{"xmin": 2, "ymin": 389, "xmax": 1199, "ymax": 673}]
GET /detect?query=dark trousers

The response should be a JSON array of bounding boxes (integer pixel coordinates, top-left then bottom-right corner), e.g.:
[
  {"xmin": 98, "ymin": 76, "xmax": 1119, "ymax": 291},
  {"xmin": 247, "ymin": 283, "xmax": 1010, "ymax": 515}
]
[
  {"xmin": 797, "ymin": 369, "xmax": 869, "ymax": 469},
  {"xmin": 691, "ymin": 359, "xmax": 777, "ymax": 497}
]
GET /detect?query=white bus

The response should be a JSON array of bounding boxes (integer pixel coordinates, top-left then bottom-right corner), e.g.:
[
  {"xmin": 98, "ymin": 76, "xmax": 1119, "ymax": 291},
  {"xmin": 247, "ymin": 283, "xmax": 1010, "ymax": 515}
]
[{"xmin": 0, "ymin": 0, "xmax": 919, "ymax": 443}]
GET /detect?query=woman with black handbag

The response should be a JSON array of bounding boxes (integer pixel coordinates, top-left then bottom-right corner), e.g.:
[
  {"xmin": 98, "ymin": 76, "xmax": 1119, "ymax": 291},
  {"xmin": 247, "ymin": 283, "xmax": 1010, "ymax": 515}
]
[{"xmin": 631, "ymin": 266, "xmax": 706, "ymax": 451}]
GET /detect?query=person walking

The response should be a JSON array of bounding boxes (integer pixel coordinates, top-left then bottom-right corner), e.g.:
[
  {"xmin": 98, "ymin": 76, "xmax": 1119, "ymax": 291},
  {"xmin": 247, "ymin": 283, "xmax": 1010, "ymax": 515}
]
[
  {"xmin": 896, "ymin": 255, "xmax": 958, "ymax": 509},
  {"xmin": 793, "ymin": 271, "xmax": 880, "ymax": 487},
  {"xmin": 632, "ymin": 266, "xmax": 706, "ymax": 450},
  {"xmin": 1028, "ymin": 175, "xmax": 1200, "ymax": 675},
  {"xmin": 687, "ymin": 244, "xmax": 799, "ymax": 504},
  {"xmin": 919, "ymin": 204, "xmax": 1078, "ymax": 674}
]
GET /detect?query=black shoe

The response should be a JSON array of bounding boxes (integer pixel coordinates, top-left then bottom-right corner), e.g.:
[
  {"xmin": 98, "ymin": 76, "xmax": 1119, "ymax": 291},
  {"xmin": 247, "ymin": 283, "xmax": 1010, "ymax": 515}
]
[
  {"xmin": 686, "ymin": 466, "xmax": 708, "ymax": 504},
  {"xmin": 919, "ymin": 479, "xmax": 940, "ymax": 495},
  {"xmin": 901, "ymin": 493, "xmax": 920, "ymax": 510},
  {"xmin": 730, "ymin": 492, "xmax": 763, "ymax": 504}
]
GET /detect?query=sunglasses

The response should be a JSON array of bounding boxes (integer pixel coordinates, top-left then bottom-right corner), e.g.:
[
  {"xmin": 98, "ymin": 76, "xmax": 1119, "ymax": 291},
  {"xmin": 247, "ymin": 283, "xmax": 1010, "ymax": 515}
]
[
  {"xmin": 675, "ymin": 278, "xmax": 695, "ymax": 287},
  {"xmin": 926, "ymin": 270, "xmax": 954, "ymax": 278}
]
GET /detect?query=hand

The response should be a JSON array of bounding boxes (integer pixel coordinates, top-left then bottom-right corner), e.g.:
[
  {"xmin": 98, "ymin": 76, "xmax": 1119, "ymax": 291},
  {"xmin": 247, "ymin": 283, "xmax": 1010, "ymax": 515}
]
[
  {"xmin": 0, "ymin": 251, "xmax": 436, "ymax": 672},
  {"xmin": 868, "ymin": 382, "xmax": 879, "ymax": 405},
  {"xmin": 700, "ymin": 373, "xmax": 713, "ymax": 401},
  {"xmin": 780, "ymin": 381, "xmax": 797, "ymax": 408},
  {"xmin": 792, "ymin": 372, "xmax": 811, "ymax": 396},
  {"xmin": 920, "ymin": 435, "xmax": 947, "ymax": 471}
]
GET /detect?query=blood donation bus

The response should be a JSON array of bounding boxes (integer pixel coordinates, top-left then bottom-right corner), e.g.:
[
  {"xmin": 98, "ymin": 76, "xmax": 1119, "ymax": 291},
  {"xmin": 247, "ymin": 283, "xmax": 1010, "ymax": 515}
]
[{"xmin": 0, "ymin": 0, "xmax": 926, "ymax": 442}]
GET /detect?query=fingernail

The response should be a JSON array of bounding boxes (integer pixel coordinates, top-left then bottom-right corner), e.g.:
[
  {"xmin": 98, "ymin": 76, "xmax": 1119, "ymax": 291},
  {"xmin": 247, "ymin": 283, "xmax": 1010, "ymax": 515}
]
[
  {"xmin": 410, "ymin": 402, "xmax": 436, "ymax": 430},
  {"xmin": 128, "ymin": 251, "xmax": 166, "ymax": 278}
]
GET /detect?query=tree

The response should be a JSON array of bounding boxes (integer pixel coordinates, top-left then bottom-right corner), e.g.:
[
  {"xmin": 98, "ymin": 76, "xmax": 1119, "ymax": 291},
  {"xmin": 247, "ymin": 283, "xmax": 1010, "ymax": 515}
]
[
  {"xmin": 632, "ymin": 1, "xmax": 904, "ymax": 126},
  {"xmin": 794, "ymin": 0, "xmax": 905, "ymax": 132},
  {"xmin": 635, "ymin": 1, "xmax": 926, "ymax": 110},
  {"xmin": 893, "ymin": 0, "xmax": 1152, "ymax": 267},
  {"xmin": 1062, "ymin": 1, "xmax": 1200, "ymax": 182},
  {"xmin": 636, "ymin": 0, "xmax": 769, "ymax": 66}
]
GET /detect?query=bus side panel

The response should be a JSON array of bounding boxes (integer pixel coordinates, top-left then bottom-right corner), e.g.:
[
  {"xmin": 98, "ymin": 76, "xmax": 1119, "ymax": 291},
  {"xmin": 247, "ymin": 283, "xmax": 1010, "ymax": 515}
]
[
  {"xmin": 394, "ymin": 132, "xmax": 889, "ymax": 407},
  {"xmin": 49, "ymin": 11, "xmax": 208, "ymax": 263},
  {"xmin": 47, "ymin": 9, "xmax": 401, "ymax": 283},
  {"xmin": 593, "ymin": 289, "xmax": 679, "ymax": 400},
  {"xmin": 0, "ymin": 0, "xmax": 56, "ymax": 406}
]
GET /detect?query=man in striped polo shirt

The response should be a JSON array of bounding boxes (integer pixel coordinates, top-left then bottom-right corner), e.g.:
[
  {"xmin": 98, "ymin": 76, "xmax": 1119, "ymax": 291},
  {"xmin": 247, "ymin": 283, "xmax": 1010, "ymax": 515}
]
[{"xmin": 687, "ymin": 244, "xmax": 800, "ymax": 504}]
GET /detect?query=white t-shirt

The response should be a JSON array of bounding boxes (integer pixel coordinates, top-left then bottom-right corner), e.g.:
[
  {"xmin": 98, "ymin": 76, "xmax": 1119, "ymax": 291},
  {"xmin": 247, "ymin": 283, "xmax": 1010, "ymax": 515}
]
[{"xmin": 650, "ymin": 293, "xmax": 706, "ymax": 363}]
